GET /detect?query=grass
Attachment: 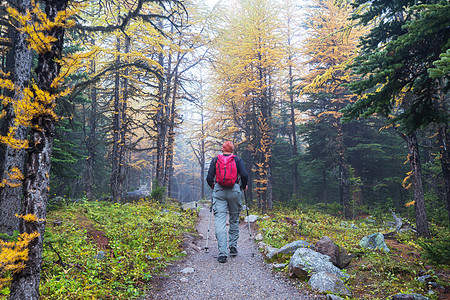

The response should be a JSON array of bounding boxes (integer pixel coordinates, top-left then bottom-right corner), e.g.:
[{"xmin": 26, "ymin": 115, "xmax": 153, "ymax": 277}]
[
  {"xmin": 256, "ymin": 206, "xmax": 450, "ymax": 299},
  {"xmin": 1, "ymin": 200, "xmax": 448, "ymax": 299},
  {"xmin": 0, "ymin": 199, "xmax": 198, "ymax": 300}
]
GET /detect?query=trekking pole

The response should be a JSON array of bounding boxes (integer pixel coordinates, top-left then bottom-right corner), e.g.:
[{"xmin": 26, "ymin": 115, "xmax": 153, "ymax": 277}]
[
  {"xmin": 204, "ymin": 196, "xmax": 213, "ymax": 253},
  {"xmin": 243, "ymin": 190, "xmax": 255, "ymax": 257}
]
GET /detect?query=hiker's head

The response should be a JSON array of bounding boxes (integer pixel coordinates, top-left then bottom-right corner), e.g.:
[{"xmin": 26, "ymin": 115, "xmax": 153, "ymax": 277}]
[{"xmin": 222, "ymin": 141, "xmax": 234, "ymax": 154}]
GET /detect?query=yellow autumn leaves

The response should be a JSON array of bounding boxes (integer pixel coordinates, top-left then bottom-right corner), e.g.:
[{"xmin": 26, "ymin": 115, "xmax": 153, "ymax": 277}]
[{"xmin": 6, "ymin": 0, "xmax": 79, "ymax": 54}]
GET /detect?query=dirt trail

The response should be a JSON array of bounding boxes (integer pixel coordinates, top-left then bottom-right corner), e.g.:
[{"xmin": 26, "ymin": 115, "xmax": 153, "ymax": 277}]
[{"xmin": 146, "ymin": 203, "xmax": 322, "ymax": 300}]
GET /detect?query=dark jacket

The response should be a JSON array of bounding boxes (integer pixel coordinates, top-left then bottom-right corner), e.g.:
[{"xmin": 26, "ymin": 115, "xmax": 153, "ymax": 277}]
[{"xmin": 206, "ymin": 154, "xmax": 248, "ymax": 189}]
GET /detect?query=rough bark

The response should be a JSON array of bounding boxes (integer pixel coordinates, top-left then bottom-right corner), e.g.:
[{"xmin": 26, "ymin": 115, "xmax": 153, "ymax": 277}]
[
  {"xmin": 340, "ymin": 161, "xmax": 351, "ymax": 219},
  {"xmin": 164, "ymin": 73, "xmax": 177, "ymax": 198},
  {"xmin": 288, "ymin": 61, "xmax": 298, "ymax": 196},
  {"xmin": 9, "ymin": 0, "xmax": 68, "ymax": 298},
  {"xmin": 438, "ymin": 125, "xmax": 450, "ymax": 227},
  {"xmin": 405, "ymin": 132, "xmax": 430, "ymax": 237},
  {"xmin": 0, "ymin": 0, "xmax": 31, "ymax": 236},
  {"xmin": 110, "ymin": 36, "xmax": 122, "ymax": 202},
  {"xmin": 85, "ymin": 39, "xmax": 97, "ymax": 201},
  {"xmin": 337, "ymin": 123, "xmax": 351, "ymax": 219}
]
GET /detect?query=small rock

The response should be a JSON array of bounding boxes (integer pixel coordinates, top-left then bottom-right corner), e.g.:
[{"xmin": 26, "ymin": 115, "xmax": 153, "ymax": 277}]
[
  {"xmin": 359, "ymin": 232, "xmax": 390, "ymax": 253},
  {"xmin": 180, "ymin": 267, "xmax": 194, "ymax": 274},
  {"xmin": 181, "ymin": 201, "xmax": 198, "ymax": 210},
  {"xmin": 53, "ymin": 220, "xmax": 62, "ymax": 226},
  {"xmin": 245, "ymin": 215, "xmax": 258, "ymax": 223},
  {"xmin": 365, "ymin": 216, "xmax": 376, "ymax": 224},
  {"xmin": 255, "ymin": 233, "xmax": 264, "ymax": 241},
  {"xmin": 326, "ymin": 294, "xmax": 345, "ymax": 300},
  {"xmin": 391, "ymin": 293, "xmax": 429, "ymax": 300},
  {"xmin": 273, "ymin": 263, "xmax": 286, "ymax": 269},
  {"xmin": 181, "ymin": 251, "xmax": 187, "ymax": 255},
  {"xmin": 93, "ymin": 251, "xmax": 105, "ymax": 260},
  {"xmin": 417, "ymin": 275, "xmax": 432, "ymax": 283},
  {"xmin": 180, "ymin": 277, "xmax": 189, "ymax": 283}
]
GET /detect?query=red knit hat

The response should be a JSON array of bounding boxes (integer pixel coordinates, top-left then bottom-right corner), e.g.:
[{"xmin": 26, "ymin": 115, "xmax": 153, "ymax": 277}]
[{"xmin": 222, "ymin": 141, "xmax": 234, "ymax": 153}]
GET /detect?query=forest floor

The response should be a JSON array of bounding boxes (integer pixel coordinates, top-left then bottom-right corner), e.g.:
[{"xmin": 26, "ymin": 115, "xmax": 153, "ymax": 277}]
[
  {"xmin": 137, "ymin": 203, "xmax": 450, "ymax": 300},
  {"xmin": 142, "ymin": 203, "xmax": 323, "ymax": 300}
]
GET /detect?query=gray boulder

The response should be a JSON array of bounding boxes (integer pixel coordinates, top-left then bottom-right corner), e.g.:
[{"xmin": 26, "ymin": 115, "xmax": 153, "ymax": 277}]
[
  {"xmin": 359, "ymin": 232, "xmax": 390, "ymax": 253},
  {"xmin": 245, "ymin": 214, "xmax": 259, "ymax": 223},
  {"xmin": 125, "ymin": 185, "xmax": 150, "ymax": 200},
  {"xmin": 288, "ymin": 248, "xmax": 349, "ymax": 280},
  {"xmin": 326, "ymin": 295, "xmax": 345, "ymax": 300},
  {"xmin": 181, "ymin": 201, "xmax": 198, "ymax": 210},
  {"xmin": 309, "ymin": 271, "xmax": 351, "ymax": 296},
  {"xmin": 266, "ymin": 239, "xmax": 310, "ymax": 259},
  {"xmin": 391, "ymin": 294, "xmax": 429, "ymax": 300},
  {"xmin": 314, "ymin": 236, "xmax": 352, "ymax": 269}
]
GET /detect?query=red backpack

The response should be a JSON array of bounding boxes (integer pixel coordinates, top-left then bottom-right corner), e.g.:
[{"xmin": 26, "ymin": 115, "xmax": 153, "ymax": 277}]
[{"xmin": 215, "ymin": 154, "xmax": 238, "ymax": 187}]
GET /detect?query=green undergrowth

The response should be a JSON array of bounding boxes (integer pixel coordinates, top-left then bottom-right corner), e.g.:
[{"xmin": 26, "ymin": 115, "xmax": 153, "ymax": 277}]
[
  {"xmin": 1, "ymin": 199, "xmax": 198, "ymax": 299},
  {"xmin": 256, "ymin": 206, "xmax": 449, "ymax": 300}
]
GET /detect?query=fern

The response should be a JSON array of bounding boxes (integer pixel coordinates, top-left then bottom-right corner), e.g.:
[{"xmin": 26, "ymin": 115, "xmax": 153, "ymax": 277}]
[{"xmin": 418, "ymin": 236, "xmax": 450, "ymax": 265}]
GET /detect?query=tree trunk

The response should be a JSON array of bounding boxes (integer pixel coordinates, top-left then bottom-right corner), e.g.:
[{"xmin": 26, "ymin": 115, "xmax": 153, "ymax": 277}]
[
  {"xmin": 9, "ymin": 0, "xmax": 68, "ymax": 298},
  {"xmin": 0, "ymin": 0, "xmax": 31, "ymax": 236},
  {"xmin": 200, "ymin": 105, "xmax": 205, "ymax": 200},
  {"xmin": 405, "ymin": 132, "xmax": 430, "ymax": 237},
  {"xmin": 85, "ymin": 39, "xmax": 97, "ymax": 201},
  {"xmin": 438, "ymin": 125, "xmax": 450, "ymax": 227},
  {"xmin": 337, "ymin": 122, "xmax": 351, "ymax": 219},
  {"xmin": 110, "ymin": 36, "xmax": 122, "ymax": 202},
  {"xmin": 164, "ymin": 73, "xmax": 177, "ymax": 198},
  {"xmin": 155, "ymin": 21, "xmax": 167, "ymax": 187},
  {"xmin": 288, "ymin": 63, "xmax": 298, "ymax": 196},
  {"xmin": 119, "ymin": 36, "xmax": 130, "ymax": 194},
  {"xmin": 339, "ymin": 161, "xmax": 351, "ymax": 219}
]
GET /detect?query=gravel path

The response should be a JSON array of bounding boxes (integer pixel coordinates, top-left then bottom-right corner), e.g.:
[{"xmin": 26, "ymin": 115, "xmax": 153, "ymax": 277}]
[{"xmin": 146, "ymin": 203, "xmax": 322, "ymax": 300}]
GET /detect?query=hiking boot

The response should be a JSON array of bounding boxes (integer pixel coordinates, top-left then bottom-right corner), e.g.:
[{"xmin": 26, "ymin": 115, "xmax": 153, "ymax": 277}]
[
  {"xmin": 218, "ymin": 256, "xmax": 227, "ymax": 263},
  {"xmin": 229, "ymin": 246, "xmax": 238, "ymax": 256}
]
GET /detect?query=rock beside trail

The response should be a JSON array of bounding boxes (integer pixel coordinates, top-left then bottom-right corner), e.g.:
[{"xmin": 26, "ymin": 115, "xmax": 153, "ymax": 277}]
[
  {"xmin": 326, "ymin": 295, "xmax": 345, "ymax": 300},
  {"xmin": 288, "ymin": 248, "xmax": 349, "ymax": 280},
  {"xmin": 180, "ymin": 267, "xmax": 194, "ymax": 274},
  {"xmin": 391, "ymin": 293, "xmax": 429, "ymax": 300},
  {"xmin": 181, "ymin": 201, "xmax": 198, "ymax": 210},
  {"xmin": 359, "ymin": 232, "xmax": 390, "ymax": 253},
  {"xmin": 266, "ymin": 239, "xmax": 310, "ymax": 259},
  {"xmin": 308, "ymin": 271, "xmax": 351, "ymax": 296},
  {"xmin": 314, "ymin": 236, "xmax": 352, "ymax": 269},
  {"xmin": 245, "ymin": 214, "xmax": 258, "ymax": 223}
]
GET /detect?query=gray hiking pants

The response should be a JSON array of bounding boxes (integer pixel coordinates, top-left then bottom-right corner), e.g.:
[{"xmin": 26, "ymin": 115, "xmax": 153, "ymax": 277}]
[{"xmin": 212, "ymin": 183, "xmax": 242, "ymax": 257}]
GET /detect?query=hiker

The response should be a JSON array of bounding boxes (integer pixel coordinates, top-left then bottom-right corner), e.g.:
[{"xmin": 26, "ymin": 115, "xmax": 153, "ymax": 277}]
[{"xmin": 206, "ymin": 141, "xmax": 248, "ymax": 263}]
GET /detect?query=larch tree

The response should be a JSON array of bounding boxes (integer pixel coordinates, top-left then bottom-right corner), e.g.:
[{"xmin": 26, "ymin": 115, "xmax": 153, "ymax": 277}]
[
  {"xmin": 209, "ymin": 0, "xmax": 284, "ymax": 213},
  {"xmin": 1, "ymin": 0, "xmax": 185, "ymax": 297},
  {"xmin": 278, "ymin": 0, "xmax": 303, "ymax": 198},
  {"xmin": 0, "ymin": 0, "xmax": 31, "ymax": 237},
  {"xmin": 8, "ymin": 0, "xmax": 72, "ymax": 297}
]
